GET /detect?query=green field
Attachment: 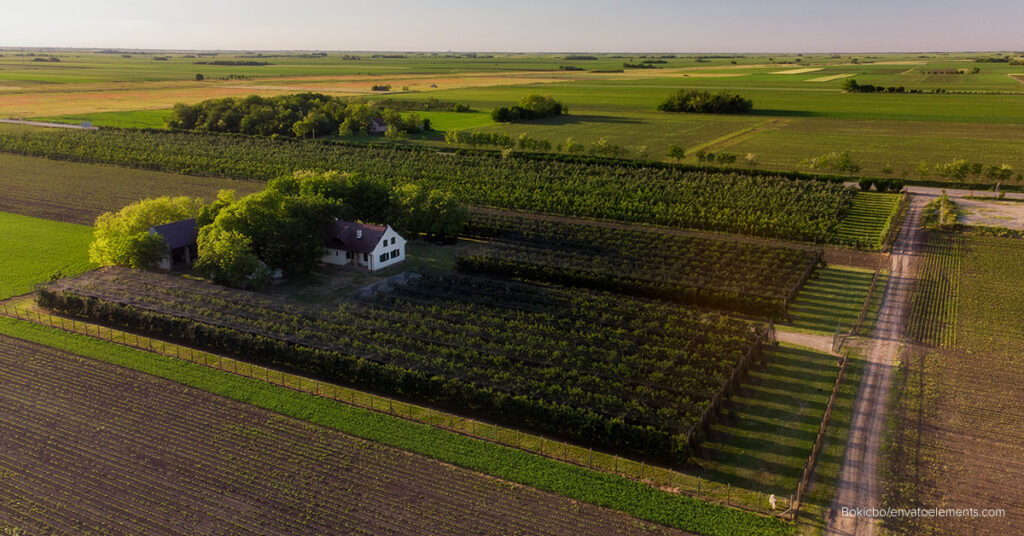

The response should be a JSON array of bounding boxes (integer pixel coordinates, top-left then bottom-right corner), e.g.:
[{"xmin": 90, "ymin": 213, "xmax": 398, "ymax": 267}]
[
  {"xmin": 0, "ymin": 152, "xmax": 262, "ymax": 225},
  {"xmin": 833, "ymin": 192, "xmax": 902, "ymax": 249},
  {"xmin": 3, "ymin": 50, "xmax": 1022, "ymax": 182},
  {"xmin": 33, "ymin": 109, "xmax": 173, "ymax": 129},
  {"xmin": 784, "ymin": 266, "xmax": 886, "ymax": 335},
  {"xmin": 0, "ymin": 211, "xmax": 95, "ymax": 299}
]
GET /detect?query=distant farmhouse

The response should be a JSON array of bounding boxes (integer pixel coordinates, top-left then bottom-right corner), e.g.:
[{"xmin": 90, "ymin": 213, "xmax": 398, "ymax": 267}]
[
  {"xmin": 368, "ymin": 118, "xmax": 388, "ymax": 134},
  {"xmin": 322, "ymin": 220, "xmax": 406, "ymax": 271},
  {"xmin": 148, "ymin": 217, "xmax": 405, "ymax": 272},
  {"xmin": 149, "ymin": 218, "xmax": 198, "ymax": 270}
]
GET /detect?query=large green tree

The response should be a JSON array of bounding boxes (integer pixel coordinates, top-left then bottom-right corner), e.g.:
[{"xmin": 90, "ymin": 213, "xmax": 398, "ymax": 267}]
[{"xmin": 89, "ymin": 196, "xmax": 204, "ymax": 268}]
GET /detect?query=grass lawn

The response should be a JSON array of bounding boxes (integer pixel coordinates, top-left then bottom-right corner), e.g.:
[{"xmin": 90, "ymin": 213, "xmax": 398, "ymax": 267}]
[
  {"xmin": 785, "ymin": 266, "xmax": 885, "ymax": 335},
  {"xmin": 833, "ymin": 192, "xmax": 902, "ymax": 249},
  {"xmin": 0, "ymin": 211, "xmax": 95, "ymax": 299}
]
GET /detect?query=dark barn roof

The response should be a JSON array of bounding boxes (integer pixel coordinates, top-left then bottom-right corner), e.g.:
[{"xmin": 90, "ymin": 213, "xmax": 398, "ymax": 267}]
[
  {"xmin": 323, "ymin": 220, "xmax": 388, "ymax": 254},
  {"xmin": 150, "ymin": 218, "xmax": 198, "ymax": 250}
]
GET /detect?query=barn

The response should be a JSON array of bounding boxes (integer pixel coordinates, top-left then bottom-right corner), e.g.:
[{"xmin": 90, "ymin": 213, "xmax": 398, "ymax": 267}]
[
  {"xmin": 149, "ymin": 218, "xmax": 198, "ymax": 270},
  {"xmin": 322, "ymin": 220, "xmax": 406, "ymax": 271}
]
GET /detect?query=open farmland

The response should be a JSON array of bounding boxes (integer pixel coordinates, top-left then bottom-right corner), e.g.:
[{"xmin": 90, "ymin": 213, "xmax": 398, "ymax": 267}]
[
  {"xmin": 0, "ymin": 125, "xmax": 863, "ymax": 243},
  {"xmin": 884, "ymin": 235, "xmax": 1024, "ymax": 535},
  {"xmin": 41, "ymin": 267, "xmax": 769, "ymax": 465},
  {"xmin": 459, "ymin": 212, "xmax": 821, "ymax": 317},
  {"xmin": 0, "ymin": 152, "xmax": 262, "ymax": 225},
  {"xmin": 0, "ymin": 212, "xmax": 94, "ymax": 299},
  {"xmin": 0, "ymin": 334, "xmax": 693, "ymax": 536}
]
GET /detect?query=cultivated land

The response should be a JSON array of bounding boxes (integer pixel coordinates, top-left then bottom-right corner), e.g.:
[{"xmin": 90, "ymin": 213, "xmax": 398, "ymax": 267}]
[
  {"xmin": 3, "ymin": 47, "xmax": 1023, "ymax": 536},
  {"xmin": 0, "ymin": 334, "xmax": 691, "ymax": 536},
  {"xmin": 883, "ymin": 234, "xmax": 1024, "ymax": 535},
  {"xmin": 0, "ymin": 211, "xmax": 94, "ymax": 298},
  {"xmin": 0, "ymin": 152, "xmax": 262, "ymax": 225},
  {"xmin": 4, "ymin": 50, "xmax": 1022, "ymax": 181}
]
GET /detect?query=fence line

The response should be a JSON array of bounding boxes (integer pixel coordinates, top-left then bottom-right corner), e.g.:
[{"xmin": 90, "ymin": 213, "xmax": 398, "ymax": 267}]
[
  {"xmin": 0, "ymin": 298, "xmax": 788, "ymax": 517},
  {"xmin": 789, "ymin": 349, "xmax": 849, "ymax": 519}
]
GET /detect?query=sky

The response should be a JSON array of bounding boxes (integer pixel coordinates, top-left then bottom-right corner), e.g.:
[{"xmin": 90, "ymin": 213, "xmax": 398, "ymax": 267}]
[{"xmin": 3, "ymin": 0, "xmax": 1022, "ymax": 53}]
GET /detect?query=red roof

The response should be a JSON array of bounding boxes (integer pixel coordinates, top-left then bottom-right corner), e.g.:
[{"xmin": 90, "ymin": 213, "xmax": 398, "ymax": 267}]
[{"xmin": 323, "ymin": 220, "xmax": 388, "ymax": 254}]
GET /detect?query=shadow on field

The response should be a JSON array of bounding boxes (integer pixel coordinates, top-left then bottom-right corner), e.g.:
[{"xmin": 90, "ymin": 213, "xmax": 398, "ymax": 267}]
[
  {"xmin": 748, "ymin": 109, "xmax": 817, "ymax": 118},
  {"xmin": 535, "ymin": 114, "xmax": 644, "ymax": 125}
]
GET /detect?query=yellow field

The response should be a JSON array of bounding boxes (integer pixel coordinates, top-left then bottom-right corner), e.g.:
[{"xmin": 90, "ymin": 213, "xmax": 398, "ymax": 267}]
[
  {"xmin": 806, "ymin": 73, "xmax": 857, "ymax": 83},
  {"xmin": 769, "ymin": 68, "xmax": 823, "ymax": 75},
  {"xmin": 0, "ymin": 72, "xmax": 569, "ymax": 117}
]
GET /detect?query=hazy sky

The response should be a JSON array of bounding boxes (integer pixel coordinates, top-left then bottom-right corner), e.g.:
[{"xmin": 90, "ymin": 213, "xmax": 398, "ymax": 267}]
[{"xmin": 4, "ymin": 0, "xmax": 1022, "ymax": 53}]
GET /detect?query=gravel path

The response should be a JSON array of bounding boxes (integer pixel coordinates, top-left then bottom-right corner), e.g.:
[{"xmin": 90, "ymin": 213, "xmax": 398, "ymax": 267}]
[{"xmin": 825, "ymin": 195, "xmax": 927, "ymax": 536}]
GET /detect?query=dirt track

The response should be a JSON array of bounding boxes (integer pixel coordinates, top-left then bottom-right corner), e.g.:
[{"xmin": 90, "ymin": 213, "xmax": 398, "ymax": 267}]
[{"xmin": 825, "ymin": 196, "xmax": 927, "ymax": 536}]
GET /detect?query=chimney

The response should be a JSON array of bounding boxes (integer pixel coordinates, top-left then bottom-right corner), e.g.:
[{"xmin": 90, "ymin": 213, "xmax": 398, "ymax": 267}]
[{"xmin": 356, "ymin": 229, "xmax": 363, "ymax": 239}]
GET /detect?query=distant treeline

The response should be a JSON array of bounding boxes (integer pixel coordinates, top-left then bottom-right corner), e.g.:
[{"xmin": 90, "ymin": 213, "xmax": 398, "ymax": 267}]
[
  {"xmin": 491, "ymin": 95, "xmax": 565, "ymax": 123},
  {"xmin": 563, "ymin": 55, "xmax": 598, "ymax": 60},
  {"xmin": 194, "ymin": 60, "xmax": 271, "ymax": 66},
  {"xmin": 166, "ymin": 93, "xmax": 436, "ymax": 138},
  {"xmin": 623, "ymin": 62, "xmax": 658, "ymax": 69},
  {"xmin": 842, "ymin": 79, "xmax": 945, "ymax": 94},
  {"xmin": 658, "ymin": 90, "xmax": 753, "ymax": 114}
]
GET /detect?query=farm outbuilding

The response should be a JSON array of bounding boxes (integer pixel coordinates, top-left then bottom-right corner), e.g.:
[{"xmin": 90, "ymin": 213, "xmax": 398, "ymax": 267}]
[
  {"xmin": 368, "ymin": 118, "xmax": 388, "ymax": 134},
  {"xmin": 322, "ymin": 220, "xmax": 406, "ymax": 271},
  {"xmin": 149, "ymin": 218, "xmax": 198, "ymax": 270}
]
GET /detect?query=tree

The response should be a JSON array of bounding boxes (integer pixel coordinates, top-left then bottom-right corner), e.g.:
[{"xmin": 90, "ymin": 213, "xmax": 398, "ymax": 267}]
[
  {"xmin": 658, "ymin": 90, "xmax": 752, "ymax": 114},
  {"xmin": 917, "ymin": 160, "xmax": 931, "ymax": 180},
  {"xmin": 666, "ymin": 145, "xmax": 686, "ymax": 161},
  {"xmin": 89, "ymin": 196, "xmax": 204, "ymax": 268},
  {"xmin": 193, "ymin": 227, "xmax": 269, "ymax": 289},
  {"xmin": 564, "ymin": 136, "xmax": 585, "ymax": 154}
]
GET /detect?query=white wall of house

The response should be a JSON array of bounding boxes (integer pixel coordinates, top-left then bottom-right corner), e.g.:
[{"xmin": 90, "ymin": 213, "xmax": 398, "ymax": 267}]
[{"xmin": 321, "ymin": 226, "xmax": 406, "ymax": 271}]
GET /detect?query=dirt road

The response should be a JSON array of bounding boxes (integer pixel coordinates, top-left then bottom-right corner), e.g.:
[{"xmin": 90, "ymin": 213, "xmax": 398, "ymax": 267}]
[{"xmin": 825, "ymin": 195, "xmax": 927, "ymax": 536}]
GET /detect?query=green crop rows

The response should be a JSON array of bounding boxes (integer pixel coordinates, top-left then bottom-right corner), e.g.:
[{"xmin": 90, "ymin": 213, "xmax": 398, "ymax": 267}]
[
  {"xmin": 0, "ymin": 126, "xmax": 860, "ymax": 243},
  {"xmin": 41, "ymin": 268, "xmax": 768, "ymax": 465},
  {"xmin": 459, "ymin": 213, "xmax": 821, "ymax": 317}
]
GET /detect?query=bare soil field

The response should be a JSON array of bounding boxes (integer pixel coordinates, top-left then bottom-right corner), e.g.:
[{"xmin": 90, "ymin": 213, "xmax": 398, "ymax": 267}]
[
  {"xmin": 0, "ymin": 152, "xmax": 262, "ymax": 225},
  {"xmin": 0, "ymin": 334, "xmax": 688, "ymax": 536},
  {"xmin": 956, "ymin": 197, "xmax": 1024, "ymax": 230}
]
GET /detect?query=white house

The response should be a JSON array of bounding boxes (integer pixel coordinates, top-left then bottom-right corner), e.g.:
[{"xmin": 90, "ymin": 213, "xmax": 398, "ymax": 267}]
[
  {"xmin": 322, "ymin": 220, "xmax": 406, "ymax": 271},
  {"xmin": 149, "ymin": 218, "xmax": 198, "ymax": 271},
  {"xmin": 368, "ymin": 118, "xmax": 388, "ymax": 134}
]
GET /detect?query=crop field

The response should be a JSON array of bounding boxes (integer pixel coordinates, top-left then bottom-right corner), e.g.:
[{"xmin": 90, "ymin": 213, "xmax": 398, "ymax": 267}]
[
  {"xmin": 884, "ymin": 235, "xmax": 1024, "ymax": 535},
  {"xmin": 783, "ymin": 266, "xmax": 885, "ymax": 335},
  {"xmin": 41, "ymin": 267, "xmax": 769, "ymax": 465},
  {"xmin": 0, "ymin": 212, "xmax": 94, "ymax": 299},
  {"xmin": 3, "ymin": 51, "xmax": 1023, "ymax": 180},
  {"xmin": 832, "ymin": 192, "xmax": 902, "ymax": 249},
  {"xmin": 0, "ymin": 152, "xmax": 262, "ymax": 225},
  {"xmin": 0, "ymin": 125, "xmax": 863, "ymax": 243},
  {"xmin": 906, "ymin": 233, "xmax": 962, "ymax": 348},
  {"xmin": 0, "ymin": 334, "xmax": 693, "ymax": 536},
  {"xmin": 459, "ymin": 213, "xmax": 821, "ymax": 317}
]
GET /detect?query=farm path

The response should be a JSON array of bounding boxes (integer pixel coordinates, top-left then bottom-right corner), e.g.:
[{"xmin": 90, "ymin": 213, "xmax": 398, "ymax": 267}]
[
  {"xmin": 773, "ymin": 329, "xmax": 835, "ymax": 354},
  {"xmin": 825, "ymin": 195, "xmax": 927, "ymax": 536},
  {"xmin": 0, "ymin": 118, "xmax": 97, "ymax": 130}
]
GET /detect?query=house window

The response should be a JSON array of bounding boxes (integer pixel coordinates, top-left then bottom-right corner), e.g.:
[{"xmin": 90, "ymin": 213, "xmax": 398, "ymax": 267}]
[
  {"xmin": 379, "ymin": 253, "xmax": 388, "ymax": 263},
  {"xmin": 390, "ymin": 249, "xmax": 400, "ymax": 259},
  {"xmin": 391, "ymin": 237, "xmax": 395, "ymax": 245},
  {"xmin": 363, "ymin": 253, "xmax": 368, "ymax": 262}
]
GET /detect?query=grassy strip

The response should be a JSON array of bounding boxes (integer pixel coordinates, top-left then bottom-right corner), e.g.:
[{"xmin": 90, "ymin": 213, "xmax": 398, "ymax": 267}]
[
  {"xmin": 0, "ymin": 316, "xmax": 794, "ymax": 536},
  {"xmin": 0, "ymin": 211, "xmax": 95, "ymax": 299},
  {"xmin": 833, "ymin": 192, "xmax": 902, "ymax": 249},
  {"xmin": 784, "ymin": 266, "xmax": 877, "ymax": 335},
  {"xmin": 797, "ymin": 346, "xmax": 866, "ymax": 534}
]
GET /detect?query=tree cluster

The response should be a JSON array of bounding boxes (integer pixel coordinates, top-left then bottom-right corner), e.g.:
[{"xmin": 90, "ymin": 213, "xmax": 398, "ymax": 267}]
[
  {"xmin": 166, "ymin": 93, "xmax": 430, "ymax": 139},
  {"xmin": 856, "ymin": 178, "xmax": 905, "ymax": 193},
  {"xmin": 89, "ymin": 196, "xmax": 205, "ymax": 269},
  {"xmin": 490, "ymin": 95, "xmax": 565, "ymax": 123},
  {"xmin": 658, "ymin": 90, "xmax": 752, "ymax": 114}
]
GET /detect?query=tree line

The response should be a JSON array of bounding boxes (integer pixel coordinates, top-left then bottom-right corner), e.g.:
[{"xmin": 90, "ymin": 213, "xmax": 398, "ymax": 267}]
[
  {"xmin": 658, "ymin": 90, "xmax": 752, "ymax": 114},
  {"xmin": 490, "ymin": 95, "xmax": 566, "ymax": 123}
]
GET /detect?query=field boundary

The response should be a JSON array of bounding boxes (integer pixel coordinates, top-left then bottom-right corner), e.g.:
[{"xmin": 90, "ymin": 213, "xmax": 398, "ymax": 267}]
[
  {"xmin": 0, "ymin": 295, "xmax": 790, "ymax": 517},
  {"xmin": 789, "ymin": 349, "xmax": 850, "ymax": 519}
]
